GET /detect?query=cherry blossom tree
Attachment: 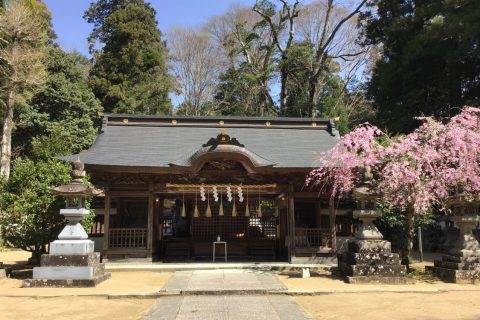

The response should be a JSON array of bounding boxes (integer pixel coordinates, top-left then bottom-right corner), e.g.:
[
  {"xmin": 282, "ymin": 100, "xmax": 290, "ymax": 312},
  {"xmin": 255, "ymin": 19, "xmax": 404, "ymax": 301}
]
[{"xmin": 307, "ymin": 106, "xmax": 480, "ymax": 258}]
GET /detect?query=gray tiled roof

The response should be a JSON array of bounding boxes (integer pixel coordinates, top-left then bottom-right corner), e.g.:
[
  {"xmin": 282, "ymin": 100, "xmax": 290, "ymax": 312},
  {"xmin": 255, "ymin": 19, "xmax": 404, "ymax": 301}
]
[{"xmin": 67, "ymin": 115, "xmax": 339, "ymax": 168}]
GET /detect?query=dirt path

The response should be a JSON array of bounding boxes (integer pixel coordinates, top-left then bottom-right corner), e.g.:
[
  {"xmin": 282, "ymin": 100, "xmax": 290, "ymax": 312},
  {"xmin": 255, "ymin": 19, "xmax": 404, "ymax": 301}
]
[
  {"xmin": 296, "ymin": 291, "xmax": 480, "ymax": 320},
  {"xmin": 0, "ymin": 296, "xmax": 153, "ymax": 320},
  {"xmin": 0, "ymin": 270, "xmax": 172, "ymax": 296}
]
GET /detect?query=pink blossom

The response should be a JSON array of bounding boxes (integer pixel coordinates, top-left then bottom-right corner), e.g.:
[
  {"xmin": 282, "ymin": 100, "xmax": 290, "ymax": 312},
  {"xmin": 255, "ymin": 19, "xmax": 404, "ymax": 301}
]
[{"xmin": 307, "ymin": 106, "xmax": 480, "ymax": 214}]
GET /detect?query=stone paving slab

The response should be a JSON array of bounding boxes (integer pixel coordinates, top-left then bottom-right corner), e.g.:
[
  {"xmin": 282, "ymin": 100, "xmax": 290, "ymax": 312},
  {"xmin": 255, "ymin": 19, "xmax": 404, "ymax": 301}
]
[
  {"xmin": 145, "ymin": 295, "xmax": 314, "ymax": 320},
  {"xmin": 161, "ymin": 270, "xmax": 287, "ymax": 293}
]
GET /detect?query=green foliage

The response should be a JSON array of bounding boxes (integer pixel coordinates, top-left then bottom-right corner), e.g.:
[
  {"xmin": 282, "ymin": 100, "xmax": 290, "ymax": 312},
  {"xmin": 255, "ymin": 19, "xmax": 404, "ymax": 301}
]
[
  {"xmin": 214, "ymin": 66, "xmax": 276, "ymax": 117},
  {"xmin": 375, "ymin": 202, "xmax": 435, "ymax": 251},
  {"xmin": 0, "ymin": 158, "xmax": 70, "ymax": 255},
  {"xmin": 281, "ymin": 41, "xmax": 370, "ymax": 134},
  {"xmin": 14, "ymin": 45, "xmax": 102, "ymax": 159},
  {"xmin": 86, "ymin": 0, "xmax": 175, "ymax": 114},
  {"xmin": 361, "ymin": 0, "xmax": 480, "ymax": 133},
  {"xmin": 18, "ymin": 0, "xmax": 56, "ymax": 39},
  {"xmin": 282, "ymin": 42, "xmax": 316, "ymax": 117}
]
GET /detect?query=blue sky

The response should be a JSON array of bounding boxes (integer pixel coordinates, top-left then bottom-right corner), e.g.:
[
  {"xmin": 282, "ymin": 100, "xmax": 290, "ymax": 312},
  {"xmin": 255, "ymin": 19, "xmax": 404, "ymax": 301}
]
[{"xmin": 44, "ymin": 0, "xmax": 255, "ymax": 56}]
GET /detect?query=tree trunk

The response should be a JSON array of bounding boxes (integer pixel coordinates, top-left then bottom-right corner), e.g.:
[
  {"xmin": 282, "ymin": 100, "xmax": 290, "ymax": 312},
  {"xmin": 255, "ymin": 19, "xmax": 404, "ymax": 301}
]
[
  {"xmin": 308, "ymin": 77, "xmax": 318, "ymax": 118},
  {"xmin": 279, "ymin": 63, "xmax": 288, "ymax": 116},
  {"xmin": 405, "ymin": 206, "xmax": 415, "ymax": 259},
  {"xmin": 329, "ymin": 194, "xmax": 337, "ymax": 252},
  {"xmin": 0, "ymin": 88, "xmax": 16, "ymax": 179}
]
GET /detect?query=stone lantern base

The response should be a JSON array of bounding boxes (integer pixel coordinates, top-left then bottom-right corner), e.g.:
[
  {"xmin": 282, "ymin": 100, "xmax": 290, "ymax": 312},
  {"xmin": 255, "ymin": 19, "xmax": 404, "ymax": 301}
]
[
  {"xmin": 22, "ymin": 209, "xmax": 110, "ymax": 288},
  {"xmin": 427, "ymin": 216, "xmax": 480, "ymax": 284},
  {"xmin": 23, "ymin": 251, "xmax": 111, "ymax": 287},
  {"xmin": 337, "ymin": 210, "xmax": 410, "ymax": 284},
  {"xmin": 338, "ymin": 239, "xmax": 410, "ymax": 284}
]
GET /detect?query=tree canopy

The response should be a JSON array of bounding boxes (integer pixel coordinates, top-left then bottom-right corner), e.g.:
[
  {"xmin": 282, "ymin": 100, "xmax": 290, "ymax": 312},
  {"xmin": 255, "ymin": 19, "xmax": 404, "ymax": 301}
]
[
  {"xmin": 86, "ymin": 0, "xmax": 175, "ymax": 114},
  {"xmin": 361, "ymin": 0, "xmax": 480, "ymax": 133}
]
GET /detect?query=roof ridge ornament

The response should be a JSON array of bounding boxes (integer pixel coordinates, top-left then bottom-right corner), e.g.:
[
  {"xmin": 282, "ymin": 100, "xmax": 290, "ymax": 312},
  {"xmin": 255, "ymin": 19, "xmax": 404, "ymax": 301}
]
[{"xmin": 202, "ymin": 130, "xmax": 245, "ymax": 149}]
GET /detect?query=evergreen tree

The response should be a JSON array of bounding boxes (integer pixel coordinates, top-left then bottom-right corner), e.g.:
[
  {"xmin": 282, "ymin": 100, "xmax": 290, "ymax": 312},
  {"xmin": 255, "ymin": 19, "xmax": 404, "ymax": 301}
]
[
  {"xmin": 14, "ymin": 45, "xmax": 102, "ymax": 159},
  {"xmin": 85, "ymin": 0, "xmax": 175, "ymax": 114},
  {"xmin": 0, "ymin": 158, "xmax": 70, "ymax": 262},
  {"xmin": 361, "ymin": 0, "xmax": 480, "ymax": 133},
  {"xmin": 214, "ymin": 66, "xmax": 276, "ymax": 117}
]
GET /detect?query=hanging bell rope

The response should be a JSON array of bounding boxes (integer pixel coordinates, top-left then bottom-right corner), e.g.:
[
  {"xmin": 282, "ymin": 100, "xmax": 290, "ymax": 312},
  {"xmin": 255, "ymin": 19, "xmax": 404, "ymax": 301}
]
[
  {"xmin": 232, "ymin": 189, "xmax": 237, "ymax": 217},
  {"xmin": 193, "ymin": 189, "xmax": 199, "ymax": 218},
  {"xmin": 181, "ymin": 190, "xmax": 187, "ymax": 217},
  {"xmin": 245, "ymin": 187, "xmax": 250, "ymax": 217},
  {"xmin": 219, "ymin": 191, "xmax": 224, "ymax": 216},
  {"xmin": 205, "ymin": 189, "xmax": 212, "ymax": 218},
  {"xmin": 257, "ymin": 188, "xmax": 262, "ymax": 218}
]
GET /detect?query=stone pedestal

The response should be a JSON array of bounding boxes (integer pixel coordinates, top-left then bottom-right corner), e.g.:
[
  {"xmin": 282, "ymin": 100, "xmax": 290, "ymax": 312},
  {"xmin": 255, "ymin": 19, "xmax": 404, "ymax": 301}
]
[
  {"xmin": 428, "ymin": 215, "xmax": 480, "ymax": 284},
  {"xmin": 23, "ymin": 209, "xmax": 110, "ymax": 287},
  {"xmin": 338, "ymin": 209, "xmax": 409, "ymax": 284}
]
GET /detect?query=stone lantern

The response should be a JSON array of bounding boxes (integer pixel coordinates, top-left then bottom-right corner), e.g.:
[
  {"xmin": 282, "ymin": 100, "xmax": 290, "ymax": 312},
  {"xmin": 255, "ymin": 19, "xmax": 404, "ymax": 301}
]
[
  {"xmin": 352, "ymin": 166, "xmax": 384, "ymax": 241},
  {"xmin": 23, "ymin": 159, "xmax": 111, "ymax": 287},
  {"xmin": 337, "ymin": 166, "xmax": 409, "ymax": 284},
  {"xmin": 429, "ymin": 194, "xmax": 480, "ymax": 283}
]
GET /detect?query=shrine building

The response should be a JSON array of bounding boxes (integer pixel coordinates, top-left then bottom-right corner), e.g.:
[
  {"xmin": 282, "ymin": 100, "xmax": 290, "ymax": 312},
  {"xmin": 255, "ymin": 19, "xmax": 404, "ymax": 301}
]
[{"xmin": 66, "ymin": 114, "xmax": 357, "ymax": 262}]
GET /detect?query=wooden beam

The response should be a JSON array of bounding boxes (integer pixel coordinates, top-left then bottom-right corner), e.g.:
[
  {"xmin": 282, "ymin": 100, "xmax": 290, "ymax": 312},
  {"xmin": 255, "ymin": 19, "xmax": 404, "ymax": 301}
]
[
  {"xmin": 293, "ymin": 192, "xmax": 328, "ymax": 199},
  {"xmin": 109, "ymin": 191, "xmax": 149, "ymax": 197},
  {"xmin": 103, "ymin": 191, "xmax": 110, "ymax": 259}
]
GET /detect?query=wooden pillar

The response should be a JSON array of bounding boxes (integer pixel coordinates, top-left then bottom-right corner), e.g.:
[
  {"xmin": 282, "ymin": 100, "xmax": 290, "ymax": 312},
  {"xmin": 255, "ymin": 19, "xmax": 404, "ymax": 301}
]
[
  {"xmin": 153, "ymin": 196, "xmax": 159, "ymax": 254},
  {"xmin": 147, "ymin": 183, "xmax": 154, "ymax": 260},
  {"xmin": 103, "ymin": 190, "xmax": 110, "ymax": 259},
  {"xmin": 329, "ymin": 195, "xmax": 337, "ymax": 253},
  {"xmin": 287, "ymin": 182, "xmax": 295, "ymax": 263}
]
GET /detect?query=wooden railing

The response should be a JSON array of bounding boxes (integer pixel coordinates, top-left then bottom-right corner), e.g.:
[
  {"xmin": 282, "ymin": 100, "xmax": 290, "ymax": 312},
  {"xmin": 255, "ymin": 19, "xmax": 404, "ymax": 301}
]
[
  {"xmin": 295, "ymin": 228, "xmax": 332, "ymax": 248},
  {"xmin": 109, "ymin": 228, "xmax": 147, "ymax": 249}
]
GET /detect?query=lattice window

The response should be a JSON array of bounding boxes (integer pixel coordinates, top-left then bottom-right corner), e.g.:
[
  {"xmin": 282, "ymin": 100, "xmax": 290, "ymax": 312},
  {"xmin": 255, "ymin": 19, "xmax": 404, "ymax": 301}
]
[{"xmin": 189, "ymin": 198, "xmax": 277, "ymax": 240}]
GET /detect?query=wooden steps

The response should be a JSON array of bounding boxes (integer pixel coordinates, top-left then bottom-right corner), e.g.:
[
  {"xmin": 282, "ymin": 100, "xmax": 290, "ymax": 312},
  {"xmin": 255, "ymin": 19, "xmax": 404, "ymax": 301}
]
[{"xmin": 164, "ymin": 240, "xmax": 191, "ymax": 261}]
